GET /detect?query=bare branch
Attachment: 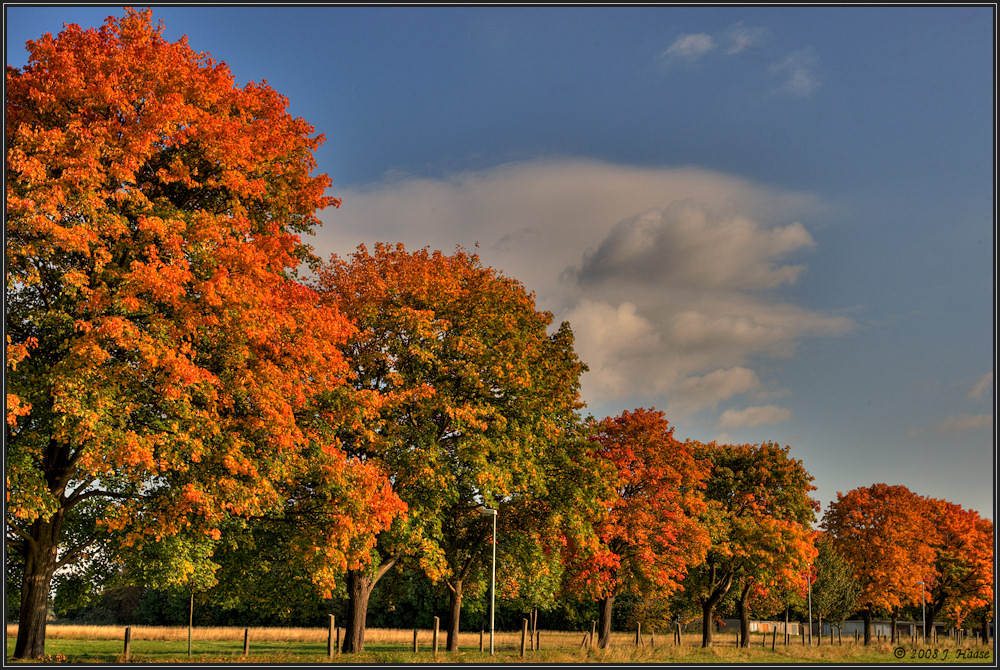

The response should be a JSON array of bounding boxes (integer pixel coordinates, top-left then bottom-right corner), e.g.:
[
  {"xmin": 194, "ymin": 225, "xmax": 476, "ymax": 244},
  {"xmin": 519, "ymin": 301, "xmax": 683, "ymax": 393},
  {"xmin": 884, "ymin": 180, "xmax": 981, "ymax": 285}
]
[{"xmin": 56, "ymin": 534, "xmax": 101, "ymax": 570}]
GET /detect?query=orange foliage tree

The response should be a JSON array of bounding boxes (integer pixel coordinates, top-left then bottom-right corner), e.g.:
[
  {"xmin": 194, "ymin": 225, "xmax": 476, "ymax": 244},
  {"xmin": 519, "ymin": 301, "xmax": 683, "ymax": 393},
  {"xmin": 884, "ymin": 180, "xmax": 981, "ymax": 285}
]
[
  {"xmin": 315, "ymin": 244, "xmax": 587, "ymax": 652},
  {"xmin": 5, "ymin": 10, "xmax": 402, "ymax": 658},
  {"xmin": 821, "ymin": 483, "xmax": 936, "ymax": 645},
  {"xmin": 923, "ymin": 499, "xmax": 993, "ymax": 636},
  {"xmin": 684, "ymin": 442, "xmax": 818, "ymax": 648},
  {"xmin": 563, "ymin": 409, "xmax": 709, "ymax": 648}
]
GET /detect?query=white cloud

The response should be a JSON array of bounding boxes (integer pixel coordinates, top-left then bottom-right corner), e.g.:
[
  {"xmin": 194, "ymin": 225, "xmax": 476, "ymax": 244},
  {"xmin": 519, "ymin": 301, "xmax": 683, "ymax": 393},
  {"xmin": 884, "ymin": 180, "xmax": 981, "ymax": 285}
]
[
  {"xmin": 674, "ymin": 368, "xmax": 763, "ymax": 413},
  {"xmin": 968, "ymin": 372, "xmax": 993, "ymax": 401},
  {"xmin": 726, "ymin": 23, "xmax": 769, "ymax": 54},
  {"xmin": 560, "ymin": 300, "xmax": 662, "ymax": 400},
  {"xmin": 771, "ymin": 49, "xmax": 820, "ymax": 98},
  {"xmin": 314, "ymin": 158, "xmax": 852, "ymax": 418},
  {"xmin": 934, "ymin": 413, "xmax": 993, "ymax": 433},
  {"xmin": 717, "ymin": 405, "xmax": 793, "ymax": 429},
  {"xmin": 573, "ymin": 202, "xmax": 815, "ymax": 291},
  {"xmin": 664, "ymin": 33, "xmax": 716, "ymax": 61}
]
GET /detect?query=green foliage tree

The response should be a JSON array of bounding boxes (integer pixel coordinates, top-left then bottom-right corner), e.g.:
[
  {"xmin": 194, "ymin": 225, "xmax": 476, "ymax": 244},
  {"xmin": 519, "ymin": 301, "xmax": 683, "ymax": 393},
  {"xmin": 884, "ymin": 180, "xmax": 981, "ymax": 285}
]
[
  {"xmin": 683, "ymin": 441, "xmax": 818, "ymax": 648},
  {"xmin": 811, "ymin": 532, "xmax": 861, "ymax": 635},
  {"xmin": 314, "ymin": 244, "xmax": 588, "ymax": 652}
]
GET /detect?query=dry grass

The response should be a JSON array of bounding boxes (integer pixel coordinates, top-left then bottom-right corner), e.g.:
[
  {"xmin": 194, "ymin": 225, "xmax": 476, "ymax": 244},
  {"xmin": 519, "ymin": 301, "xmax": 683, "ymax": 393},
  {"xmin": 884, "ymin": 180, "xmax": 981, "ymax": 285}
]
[
  {"xmin": 7, "ymin": 625, "xmax": 993, "ymax": 664},
  {"xmin": 5, "ymin": 624, "xmax": 641, "ymax": 650}
]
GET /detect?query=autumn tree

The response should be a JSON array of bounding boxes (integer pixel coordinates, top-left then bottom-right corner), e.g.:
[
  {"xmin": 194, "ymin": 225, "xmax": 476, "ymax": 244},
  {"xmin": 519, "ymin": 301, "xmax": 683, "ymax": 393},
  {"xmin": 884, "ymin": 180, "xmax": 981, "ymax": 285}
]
[
  {"xmin": 821, "ymin": 483, "xmax": 936, "ymax": 645},
  {"xmin": 315, "ymin": 244, "xmax": 587, "ymax": 652},
  {"xmin": 684, "ymin": 442, "xmax": 818, "ymax": 648},
  {"xmin": 921, "ymin": 499, "xmax": 993, "ymax": 637},
  {"xmin": 493, "ymin": 419, "xmax": 613, "ymax": 631},
  {"xmin": 5, "ymin": 10, "xmax": 402, "ymax": 658},
  {"xmin": 562, "ymin": 409, "xmax": 709, "ymax": 648}
]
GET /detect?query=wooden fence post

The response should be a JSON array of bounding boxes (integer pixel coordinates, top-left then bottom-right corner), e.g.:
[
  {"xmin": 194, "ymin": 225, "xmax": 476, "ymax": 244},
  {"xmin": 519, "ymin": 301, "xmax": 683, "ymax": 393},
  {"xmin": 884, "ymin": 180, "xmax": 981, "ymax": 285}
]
[
  {"xmin": 413, "ymin": 629, "xmax": 419, "ymax": 653},
  {"xmin": 243, "ymin": 628, "xmax": 249, "ymax": 656},
  {"xmin": 676, "ymin": 622, "xmax": 682, "ymax": 646},
  {"xmin": 336, "ymin": 627, "xmax": 340, "ymax": 655},
  {"xmin": 771, "ymin": 628, "xmax": 777, "ymax": 650},
  {"xmin": 636, "ymin": 621, "xmax": 641, "ymax": 647},
  {"xmin": 433, "ymin": 617, "xmax": 439, "ymax": 655},
  {"xmin": 328, "ymin": 615, "xmax": 335, "ymax": 658},
  {"xmin": 480, "ymin": 629, "xmax": 484, "ymax": 653},
  {"xmin": 123, "ymin": 626, "xmax": 131, "ymax": 662},
  {"xmin": 521, "ymin": 618, "xmax": 528, "ymax": 657},
  {"xmin": 536, "ymin": 629, "xmax": 540, "ymax": 651}
]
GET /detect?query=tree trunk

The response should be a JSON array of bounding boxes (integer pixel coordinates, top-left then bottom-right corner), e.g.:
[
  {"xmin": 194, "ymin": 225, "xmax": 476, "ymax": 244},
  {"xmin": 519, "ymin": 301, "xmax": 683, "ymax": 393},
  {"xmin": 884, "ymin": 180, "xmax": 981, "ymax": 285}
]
[
  {"xmin": 926, "ymin": 597, "xmax": 946, "ymax": 639},
  {"xmin": 597, "ymin": 595, "xmax": 615, "ymax": 648},
  {"xmin": 13, "ymin": 516, "xmax": 63, "ymax": 660},
  {"xmin": 736, "ymin": 582, "xmax": 751, "ymax": 647},
  {"xmin": 890, "ymin": 610, "xmax": 898, "ymax": 644},
  {"xmin": 341, "ymin": 570, "xmax": 375, "ymax": 653},
  {"xmin": 699, "ymin": 563, "xmax": 733, "ymax": 648},
  {"xmin": 340, "ymin": 552, "xmax": 400, "ymax": 654},
  {"xmin": 445, "ymin": 578, "xmax": 463, "ymax": 652},
  {"xmin": 861, "ymin": 607, "xmax": 872, "ymax": 646},
  {"xmin": 701, "ymin": 600, "xmax": 715, "ymax": 648}
]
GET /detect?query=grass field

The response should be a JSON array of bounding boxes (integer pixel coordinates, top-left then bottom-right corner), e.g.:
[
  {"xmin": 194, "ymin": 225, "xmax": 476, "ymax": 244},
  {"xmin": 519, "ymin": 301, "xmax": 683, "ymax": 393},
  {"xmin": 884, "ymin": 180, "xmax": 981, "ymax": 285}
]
[{"xmin": 6, "ymin": 624, "xmax": 995, "ymax": 663}]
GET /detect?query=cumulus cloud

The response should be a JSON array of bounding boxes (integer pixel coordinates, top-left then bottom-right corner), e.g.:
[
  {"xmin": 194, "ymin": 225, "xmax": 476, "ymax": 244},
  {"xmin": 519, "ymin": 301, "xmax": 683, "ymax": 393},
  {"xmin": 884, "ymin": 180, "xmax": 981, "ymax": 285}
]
[
  {"xmin": 771, "ymin": 49, "xmax": 820, "ymax": 98},
  {"xmin": 664, "ymin": 33, "xmax": 716, "ymax": 61},
  {"xmin": 968, "ymin": 372, "xmax": 993, "ymax": 401},
  {"xmin": 560, "ymin": 300, "xmax": 662, "ymax": 400},
  {"xmin": 717, "ymin": 405, "xmax": 793, "ymax": 429},
  {"xmin": 314, "ymin": 158, "xmax": 851, "ymax": 419},
  {"xmin": 934, "ymin": 413, "xmax": 993, "ymax": 433},
  {"xmin": 674, "ymin": 368, "xmax": 763, "ymax": 413},
  {"xmin": 573, "ymin": 202, "xmax": 814, "ymax": 291}
]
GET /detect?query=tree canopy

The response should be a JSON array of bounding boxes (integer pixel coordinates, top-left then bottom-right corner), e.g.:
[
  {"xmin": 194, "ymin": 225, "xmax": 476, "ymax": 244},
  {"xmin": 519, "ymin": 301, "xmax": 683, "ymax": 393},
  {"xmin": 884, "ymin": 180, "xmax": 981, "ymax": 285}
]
[
  {"xmin": 5, "ymin": 9, "xmax": 401, "ymax": 658},
  {"xmin": 564, "ymin": 408, "xmax": 708, "ymax": 648},
  {"xmin": 315, "ymin": 243, "xmax": 588, "ymax": 651}
]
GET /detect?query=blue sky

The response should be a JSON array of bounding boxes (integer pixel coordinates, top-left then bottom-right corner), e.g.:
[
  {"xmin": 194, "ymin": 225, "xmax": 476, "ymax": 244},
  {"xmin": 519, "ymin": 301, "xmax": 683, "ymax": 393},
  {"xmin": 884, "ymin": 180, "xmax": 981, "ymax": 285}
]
[{"xmin": 6, "ymin": 6, "xmax": 994, "ymax": 522}]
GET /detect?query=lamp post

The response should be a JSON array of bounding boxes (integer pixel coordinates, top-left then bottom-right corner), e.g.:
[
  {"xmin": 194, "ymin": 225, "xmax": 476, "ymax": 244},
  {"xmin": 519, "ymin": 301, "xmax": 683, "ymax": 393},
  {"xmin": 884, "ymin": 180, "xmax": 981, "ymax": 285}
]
[
  {"xmin": 916, "ymin": 581, "xmax": 926, "ymax": 643},
  {"xmin": 807, "ymin": 563, "xmax": 813, "ymax": 646},
  {"xmin": 477, "ymin": 505, "xmax": 498, "ymax": 656}
]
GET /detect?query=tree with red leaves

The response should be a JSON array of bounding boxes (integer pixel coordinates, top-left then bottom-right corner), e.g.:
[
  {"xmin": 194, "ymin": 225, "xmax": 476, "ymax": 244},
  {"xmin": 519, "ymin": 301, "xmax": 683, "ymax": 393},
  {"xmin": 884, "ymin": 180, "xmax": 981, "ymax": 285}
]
[{"xmin": 565, "ymin": 408, "xmax": 709, "ymax": 648}]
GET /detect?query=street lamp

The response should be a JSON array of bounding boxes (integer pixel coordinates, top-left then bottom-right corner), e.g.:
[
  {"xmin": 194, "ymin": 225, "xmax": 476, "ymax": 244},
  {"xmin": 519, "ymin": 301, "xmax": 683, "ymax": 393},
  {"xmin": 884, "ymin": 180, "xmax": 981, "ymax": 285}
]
[
  {"xmin": 807, "ymin": 563, "xmax": 813, "ymax": 646},
  {"xmin": 477, "ymin": 505, "xmax": 498, "ymax": 656},
  {"xmin": 916, "ymin": 581, "xmax": 926, "ymax": 643}
]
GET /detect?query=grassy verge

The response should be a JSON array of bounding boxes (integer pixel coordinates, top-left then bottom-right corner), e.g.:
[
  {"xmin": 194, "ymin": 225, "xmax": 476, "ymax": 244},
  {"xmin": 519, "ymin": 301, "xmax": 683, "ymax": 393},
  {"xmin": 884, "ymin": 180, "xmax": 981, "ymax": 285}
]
[{"xmin": 6, "ymin": 626, "xmax": 994, "ymax": 663}]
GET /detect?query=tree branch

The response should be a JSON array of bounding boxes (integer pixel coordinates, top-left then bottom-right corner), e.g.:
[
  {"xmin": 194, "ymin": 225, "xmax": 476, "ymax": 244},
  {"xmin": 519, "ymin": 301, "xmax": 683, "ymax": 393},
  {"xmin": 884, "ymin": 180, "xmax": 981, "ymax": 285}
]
[
  {"xmin": 64, "ymin": 488, "xmax": 140, "ymax": 511},
  {"xmin": 55, "ymin": 534, "xmax": 102, "ymax": 570},
  {"xmin": 6, "ymin": 519, "xmax": 34, "ymax": 549}
]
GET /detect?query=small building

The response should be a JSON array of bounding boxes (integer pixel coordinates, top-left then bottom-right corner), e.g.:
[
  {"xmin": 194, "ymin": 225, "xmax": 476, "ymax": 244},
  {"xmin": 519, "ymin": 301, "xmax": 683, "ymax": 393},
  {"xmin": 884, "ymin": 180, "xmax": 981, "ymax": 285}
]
[{"xmin": 719, "ymin": 619, "xmax": 802, "ymax": 635}]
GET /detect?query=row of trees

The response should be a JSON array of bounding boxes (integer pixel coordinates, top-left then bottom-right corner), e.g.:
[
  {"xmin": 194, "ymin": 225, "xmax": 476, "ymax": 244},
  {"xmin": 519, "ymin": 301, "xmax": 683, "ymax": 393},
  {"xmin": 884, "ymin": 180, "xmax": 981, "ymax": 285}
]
[{"xmin": 5, "ymin": 9, "xmax": 993, "ymax": 659}]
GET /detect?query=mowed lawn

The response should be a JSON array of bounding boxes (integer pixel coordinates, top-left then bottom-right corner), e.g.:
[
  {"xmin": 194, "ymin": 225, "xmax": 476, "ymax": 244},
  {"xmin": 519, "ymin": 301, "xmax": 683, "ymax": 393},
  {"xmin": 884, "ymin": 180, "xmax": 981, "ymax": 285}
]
[{"xmin": 5, "ymin": 625, "xmax": 995, "ymax": 664}]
